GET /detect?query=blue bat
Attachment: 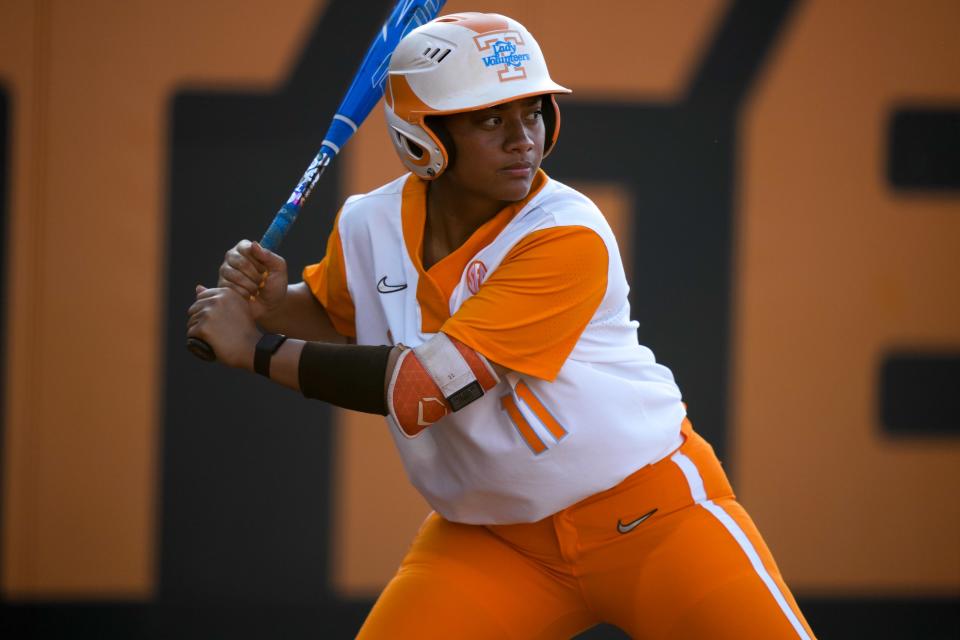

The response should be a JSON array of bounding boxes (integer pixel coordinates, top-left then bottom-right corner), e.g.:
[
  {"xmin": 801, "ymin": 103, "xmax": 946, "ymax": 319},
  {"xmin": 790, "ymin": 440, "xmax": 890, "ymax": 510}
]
[{"xmin": 189, "ymin": 0, "xmax": 446, "ymax": 361}]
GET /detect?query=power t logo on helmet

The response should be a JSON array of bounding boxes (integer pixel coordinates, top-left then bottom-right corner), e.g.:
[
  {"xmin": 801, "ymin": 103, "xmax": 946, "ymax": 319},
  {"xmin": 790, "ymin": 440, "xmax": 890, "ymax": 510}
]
[
  {"xmin": 475, "ymin": 31, "xmax": 530, "ymax": 80},
  {"xmin": 384, "ymin": 12, "xmax": 571, "ymax": 178}
]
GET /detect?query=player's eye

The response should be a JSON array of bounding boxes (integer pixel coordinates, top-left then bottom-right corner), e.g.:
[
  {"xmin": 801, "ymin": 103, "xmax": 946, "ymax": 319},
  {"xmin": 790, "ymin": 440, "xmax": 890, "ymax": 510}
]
[{"xmin": 482, "ymin": 116, "xmax": 502, "ymax": 127}]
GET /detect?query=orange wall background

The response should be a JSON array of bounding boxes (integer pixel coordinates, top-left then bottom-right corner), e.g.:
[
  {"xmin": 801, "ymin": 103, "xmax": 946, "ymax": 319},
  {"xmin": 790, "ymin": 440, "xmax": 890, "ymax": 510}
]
[
  {"xmin": 0, "ymin": 0, "xmax": 957, "ymax": 601},
  {"xmin": 0, "ymin": 0, "xmax": 325, "ymax": 597},
  {"xmin": 735, "ymin": 0, "xmax": 960, "ymax": 594}
]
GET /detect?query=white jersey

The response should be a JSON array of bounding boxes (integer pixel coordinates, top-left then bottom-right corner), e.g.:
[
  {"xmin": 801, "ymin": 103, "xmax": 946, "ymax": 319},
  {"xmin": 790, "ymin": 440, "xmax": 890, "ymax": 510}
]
[{"xmin": 306, "ymin": 172, "xmax": 685, "ymax": 524}]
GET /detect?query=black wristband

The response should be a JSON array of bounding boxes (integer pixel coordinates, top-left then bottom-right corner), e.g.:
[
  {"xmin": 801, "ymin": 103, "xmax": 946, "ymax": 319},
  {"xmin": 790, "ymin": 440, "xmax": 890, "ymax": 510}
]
[
  {"xmin": 298, "ymin": 342, "xmax": 392, "ymax": 415},
  {"xmin": 254, "ymin": 333, "xmax": 287, "ymax": 377}
]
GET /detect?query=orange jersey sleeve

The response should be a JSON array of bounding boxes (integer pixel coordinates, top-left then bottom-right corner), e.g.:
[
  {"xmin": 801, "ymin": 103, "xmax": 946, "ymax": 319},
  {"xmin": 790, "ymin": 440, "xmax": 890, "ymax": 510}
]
[
  {"xmin": 302, "ymin": 211, "xmax": 357, "ymax": 338},
  {"xmin": 442, "ymin": 226, "xmax": 608, "ymax": 382}
]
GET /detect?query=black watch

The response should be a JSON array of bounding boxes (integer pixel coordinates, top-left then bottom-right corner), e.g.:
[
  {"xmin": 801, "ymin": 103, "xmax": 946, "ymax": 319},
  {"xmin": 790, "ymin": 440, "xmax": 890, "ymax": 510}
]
[{"xmin": 254, "ymin": 333, "xmax": 287, "ymax": 378}]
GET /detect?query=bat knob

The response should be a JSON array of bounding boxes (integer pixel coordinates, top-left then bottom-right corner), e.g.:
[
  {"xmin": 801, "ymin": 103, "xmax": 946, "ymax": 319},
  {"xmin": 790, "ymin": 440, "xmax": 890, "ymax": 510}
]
[{"xmin": 187, "ymin": 337, "xmax": 217, "ymax": 362}]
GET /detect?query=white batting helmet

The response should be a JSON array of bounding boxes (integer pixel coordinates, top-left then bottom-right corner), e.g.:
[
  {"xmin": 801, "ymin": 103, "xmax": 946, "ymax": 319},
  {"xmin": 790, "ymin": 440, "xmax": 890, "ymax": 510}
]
[{"xmin": 384, "ymin": 12, "xmax": 571, "ymax": 179}]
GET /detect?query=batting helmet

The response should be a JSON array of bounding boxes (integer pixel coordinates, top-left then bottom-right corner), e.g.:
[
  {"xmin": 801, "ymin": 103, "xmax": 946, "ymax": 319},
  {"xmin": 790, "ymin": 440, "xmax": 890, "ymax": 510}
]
[{"xmin": 384, "ymin": 12, "xmax": 571, "ymax": 179}]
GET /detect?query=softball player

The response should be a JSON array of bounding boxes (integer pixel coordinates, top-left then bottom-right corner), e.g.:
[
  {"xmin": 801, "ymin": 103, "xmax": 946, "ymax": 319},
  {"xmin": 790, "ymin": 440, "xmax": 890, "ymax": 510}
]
[{"xmin": 187, "ymin": 12, "xmax": 816, "ymax": 639}]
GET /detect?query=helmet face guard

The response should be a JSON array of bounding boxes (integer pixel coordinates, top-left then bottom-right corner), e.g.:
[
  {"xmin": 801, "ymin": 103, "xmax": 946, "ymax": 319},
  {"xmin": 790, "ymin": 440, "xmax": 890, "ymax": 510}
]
[{"xmin": 384, "ymin": 12, "xmax": 571, "ymax": 179}]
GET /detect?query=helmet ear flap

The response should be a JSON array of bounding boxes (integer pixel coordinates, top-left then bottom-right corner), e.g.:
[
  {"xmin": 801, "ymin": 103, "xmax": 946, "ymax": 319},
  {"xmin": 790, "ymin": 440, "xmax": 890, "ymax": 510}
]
[
  {"xmin": 384, "ymin": 103, "xmax": 448, "ymax": 179},
  {"xmin": 424, "ymin": 116, "xmax": 456, "ymax": 173}
]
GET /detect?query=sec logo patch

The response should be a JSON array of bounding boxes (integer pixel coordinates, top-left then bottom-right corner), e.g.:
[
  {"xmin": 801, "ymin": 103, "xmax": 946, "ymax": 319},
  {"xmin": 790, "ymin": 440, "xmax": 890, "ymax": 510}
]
[{"xmin": 466, "ymin": 260, "xmax": 488, "ymax": 294}]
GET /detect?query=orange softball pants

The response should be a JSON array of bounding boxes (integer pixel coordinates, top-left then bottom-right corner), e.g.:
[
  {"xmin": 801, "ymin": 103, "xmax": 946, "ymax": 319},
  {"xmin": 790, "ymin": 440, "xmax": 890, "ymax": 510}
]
[{"xmin": 357, "ymin": 421, "xmax": 815, "ymax": 639}]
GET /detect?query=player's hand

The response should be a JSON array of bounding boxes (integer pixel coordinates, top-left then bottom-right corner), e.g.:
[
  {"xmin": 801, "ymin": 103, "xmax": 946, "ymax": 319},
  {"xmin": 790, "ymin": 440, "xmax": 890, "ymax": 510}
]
[
  {"xmin": 186, "ymin": 285, "xmax": 261, "ymax": 370},
  {"xmin": 217, "ymin": 240, "xmax": 288, "ymax": 321}
]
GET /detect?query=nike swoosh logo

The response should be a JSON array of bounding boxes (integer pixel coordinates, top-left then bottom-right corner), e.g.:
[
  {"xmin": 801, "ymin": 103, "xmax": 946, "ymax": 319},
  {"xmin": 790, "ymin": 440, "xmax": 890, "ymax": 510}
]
[
  {"xmin": 616, "ymin": 508, "xmax": 658, "ymax": 534},
  {"xmin": 377, "ymin": 276, "xmax": 408, "ymax": 294}
]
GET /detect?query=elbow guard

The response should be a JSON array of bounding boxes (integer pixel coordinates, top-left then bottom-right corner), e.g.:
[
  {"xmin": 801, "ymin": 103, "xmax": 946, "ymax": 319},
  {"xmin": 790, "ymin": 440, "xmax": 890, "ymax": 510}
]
[{"xmin": 387, "ymin": 333, "xmax": 500, "ymax": 437}]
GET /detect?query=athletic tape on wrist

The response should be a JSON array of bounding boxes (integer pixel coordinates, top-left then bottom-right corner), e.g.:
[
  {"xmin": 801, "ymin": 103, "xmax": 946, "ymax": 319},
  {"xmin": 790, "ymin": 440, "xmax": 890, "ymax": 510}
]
[{"xmin": 388, "ymin": 333, "xmax": 499, "ymax": 437}]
